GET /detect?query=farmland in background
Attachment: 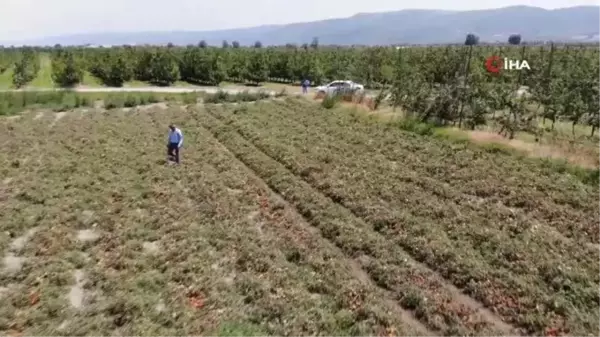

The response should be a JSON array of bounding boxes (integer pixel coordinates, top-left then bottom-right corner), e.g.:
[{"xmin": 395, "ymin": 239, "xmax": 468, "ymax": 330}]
[{"xmin": 0, "ymin": 43, "xmax": 598, "ymax": 141}]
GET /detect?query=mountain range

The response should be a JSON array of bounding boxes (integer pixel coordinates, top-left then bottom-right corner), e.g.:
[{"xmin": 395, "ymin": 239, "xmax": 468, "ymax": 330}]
[{"xmin": 6, "ymin": 5, "xmax": 600, "ymax": 46}]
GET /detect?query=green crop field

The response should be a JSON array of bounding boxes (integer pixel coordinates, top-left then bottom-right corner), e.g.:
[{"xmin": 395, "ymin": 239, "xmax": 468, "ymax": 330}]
[{"xmin": 1, "ymin": 97, "xmax": 597, "ymax": 336}]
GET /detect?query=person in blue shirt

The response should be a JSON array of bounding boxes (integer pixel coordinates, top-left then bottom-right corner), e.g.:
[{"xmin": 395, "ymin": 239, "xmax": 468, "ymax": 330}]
[
  {"xmin": 167, "ymin": 124, "xmax": 183, "ymax": 164},
  {"xmin": 302, "ymin": 79, "xmax": 310, "ymax": 94}
]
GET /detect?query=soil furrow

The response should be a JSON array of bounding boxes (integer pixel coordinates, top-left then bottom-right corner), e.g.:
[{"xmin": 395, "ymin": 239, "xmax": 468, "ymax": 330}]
[{"xmin": 198, "ymin": 105, "xmax": 520, "ymax": 335}]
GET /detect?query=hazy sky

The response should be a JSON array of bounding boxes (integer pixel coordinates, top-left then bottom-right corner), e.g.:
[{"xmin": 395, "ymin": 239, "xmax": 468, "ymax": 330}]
[{"xmin": 2, "ymin": 0, "xmax": 598, "ymax": 41}]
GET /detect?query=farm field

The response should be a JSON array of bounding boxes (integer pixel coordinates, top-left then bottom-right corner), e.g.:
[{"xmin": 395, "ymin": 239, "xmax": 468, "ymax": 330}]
[
  {"xmin": 1, "ymin": 101, "xmax": 425, "ymax": 336},
  {"xmin": 1, "ymin": 98, "xmax": 598, "ymax": 336}
]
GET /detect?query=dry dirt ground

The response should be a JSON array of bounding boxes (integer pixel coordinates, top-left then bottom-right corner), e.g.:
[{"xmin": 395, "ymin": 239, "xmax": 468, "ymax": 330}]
[{"xmin": 0, "ymin": 98, "xmax": 598, "ymax": 336}]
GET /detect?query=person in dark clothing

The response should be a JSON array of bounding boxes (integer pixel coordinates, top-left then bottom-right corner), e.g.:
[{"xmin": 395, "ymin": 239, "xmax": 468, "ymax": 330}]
[
  {"xmin": 302, "ymin": 79, "xmax": 310, "ymax": 94},
  {"xmin": 167, "ymin": 124, "xmax": 183, "ymax": 164}
]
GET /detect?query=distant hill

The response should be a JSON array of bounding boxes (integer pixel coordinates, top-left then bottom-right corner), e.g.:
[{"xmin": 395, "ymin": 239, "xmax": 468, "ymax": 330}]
[{"xmin": 6, "ymin": 5, "xmax": 600, "ymax": 46}]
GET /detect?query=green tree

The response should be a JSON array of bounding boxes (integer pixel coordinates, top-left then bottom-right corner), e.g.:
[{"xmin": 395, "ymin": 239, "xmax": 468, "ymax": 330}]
[
  {"xmin": 148, "ymin": 49, "xmax": 179, "ymax": 86},
  {"xmin": 0, "ymin": 50, "xmax": 11, "ymax": 73},
  {"xmin": 51, "ymin": 49, "xmax": 84, "ymax": 87},
  {"xmin": 310, "ymin": 37, "xmax": 319, "ymax": 49},
  {"xmin": 300, "ymin": 51, "xmax": 324, "ymax": 85},
  {"xmin": 465, "ymin": 34, "xmax": 479, "ymax": 46},
  {"xmin": 227, "ymin": 50, "xmax": 247, "ymax": 82},
  {"xmin": 508, "ymin": 34, "xmax": 522, "ymax": 45},
  {"xmin": 269, "ymin": 49, "xmax": 292, "ymax": 82},
  {"xmin": 88, "ymin": 49, "xmax": 133, "ymax": 86},
  {"xmin": 104, "ymin": 50, "xmax": 133, "ymax": 86},
  {"xmin": 245, "ymin": 50, "xmax": 268, "ymax": 84},
  {"xmin": 12, "ymin": 48, "xmax": 39, "ymax": 88},
  {"xmin": 207, "ymin": 50, "xmax": 227, "ymax": 85},
  {"xmin": 134, "ymin": 48, "xmax": 153, "ymax": 82}
]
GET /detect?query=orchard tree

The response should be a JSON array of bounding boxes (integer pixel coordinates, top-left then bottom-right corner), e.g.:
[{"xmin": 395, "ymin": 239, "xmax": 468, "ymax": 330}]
[
  {"xmin": 103, "ymin": 50, "xmax": 133, "ymax": 86},
  {"xmin": 222, "ymin": 40, "xmax": 230, "ymax": 48},
  {"xmin": 199, "ymin": 40, "xmax": 208, "ymax": 48},
  {"xmin": 246, "ymin": 50, "xmax": 268, "ymax": 84},
  {"xmin": 0, "ymin": 50, "xmax": 11, "ymax": 73},
  {"xmin": 287, "ymin": 49, "xmax": 304, "ymax": 82},
  {"xmin": 148, "ymin": 49, "xmax": 179, "ymax": 85},
  {"xmin": 310, "ymin": 37, "xmax": 319, "ymax": 49},
  {"xmin": 12, "ymin": 48, "xmax": 39, "ymax": 88},
  {"xmin": 207, "ymin": 50, "xmax": 227, "ymax": 85},
  {"xmin": 227, "ymin": 50, "xmax": 247, "ymax": 82},
  {"xmin": 253, "ymin": 41, "xmax": 263, "ymax": 48},
  {"xmin": 508, "ymin": 34, "xmax": 522, "ymax": 45},
  {"xmin": 134, "ymin": 49, "xmax": 154, "ymax": 82},
  {"xmin": 232, "ymin": 41, "xmax": 240, "ymax": 48},
  {"xmin": 465, "ymin": 33, "xmax": 479, "ymax": 46},
  {"xmin": 322, "ymin": 48, "xmax": 353, "ymax": 81},
  {"xmin": 12, "ymin": 59, "xmax": 31, "ymax": 89},
  {"xmin": 180, "ymin": 47, "xmax": 226, "ymax": 85},
  {"xmin": 88, "ymin": 48, "xmax": 134, "ymax": 87},
  {"xmin": 179, "ymin": 46, "xmax": 201, "ymax": 83},
  {"xmin": 304, "ymin": 52, "xmax": 324, "ymax": 84},
  {"xmin": 269, "ymin": 49, "xmax": 292, "ymax": 82},
  {"xmin": 51, "ymin": 49, "xmax": 83, "ymax": 87}
]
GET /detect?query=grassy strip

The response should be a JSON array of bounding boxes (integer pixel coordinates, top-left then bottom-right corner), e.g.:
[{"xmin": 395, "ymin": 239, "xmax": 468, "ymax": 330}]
[
  {"xmin": 203, "ymin": 90, "xmax": 274, "ymax": 104},
  {"xmin": 196, "ymin": 105, "xmax": 513, "ymax": 336},
  {"xmin": 0, "ymin": 91, "xmax": 203, "ymax": 115},
  {"xmin": 432, "ymin": 123, "xmax": 600, "ymax": 186},
  {"xmin": 0, "ymin": 90, "xmax": 279, "ymax": 116},
  {"xmin": 393, "ymin": 115, "xmax": 600, "ymax": 186}
]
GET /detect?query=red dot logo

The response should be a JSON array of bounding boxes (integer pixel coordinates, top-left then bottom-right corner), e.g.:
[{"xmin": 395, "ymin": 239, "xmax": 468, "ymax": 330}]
[{"xmin": 485, "ymin": 56, "xmax": 503, "ymax": 74}]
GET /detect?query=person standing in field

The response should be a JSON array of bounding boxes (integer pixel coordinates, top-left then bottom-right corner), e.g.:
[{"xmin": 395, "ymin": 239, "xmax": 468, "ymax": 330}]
[
  {"xmin": 302, "ymin": 79, "xmax": 310, "ymax": 94},
  {"xmin": 167, "ymin": 124, "xmax": 183, "ymax": 164}
]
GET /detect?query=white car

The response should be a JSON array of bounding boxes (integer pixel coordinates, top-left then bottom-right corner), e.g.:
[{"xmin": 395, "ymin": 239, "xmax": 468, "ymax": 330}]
[{"xmin": 315, "ymin": 80, "xmax": 364, "ymax": 95}]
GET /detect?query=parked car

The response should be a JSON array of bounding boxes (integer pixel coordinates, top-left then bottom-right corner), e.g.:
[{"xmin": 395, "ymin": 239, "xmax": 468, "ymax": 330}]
[{"xmin": 315, "ymin": 80, "xmax": 364, "ymax": 95}]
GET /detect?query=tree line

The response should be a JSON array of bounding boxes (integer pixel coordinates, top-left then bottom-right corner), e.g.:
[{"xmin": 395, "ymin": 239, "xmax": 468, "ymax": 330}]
[
  {"xmin": 388, "ymin": 38, "xmax": 599, "ymax": 138},
  {"xmin": 0, "ymin": 36, "xmax": 597, "ymax": 138},
  {"xmin": 1, "ymin": 37, "xmax": 595, "ymax": 89}
]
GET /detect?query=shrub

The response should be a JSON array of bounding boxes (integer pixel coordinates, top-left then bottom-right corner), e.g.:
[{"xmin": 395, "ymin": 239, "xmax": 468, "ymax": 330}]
[
  {"xmin": 182, "ymin": 93, "xmax": 199, "ymax": 104},
  {"xmin": 124, "ymin": 95, "xmax": 140, "ymax": 107},
  {"xmin": 204, "ymin": 90, "xmax": 230, "ymax": 104},
  {"xmin": 394, "ymin": 117, "xmax": 435, "ymax": 135},
  {"xmin": 321, "ymin": 94, "xmax": 339, "ymax": 109},
  {"xmin": 56, "ymin": 92, "xmax": 79, "ymax": 111},
  {"xmin": 105, "ymin": 94, "xmax": 125, "ymax": 109}
]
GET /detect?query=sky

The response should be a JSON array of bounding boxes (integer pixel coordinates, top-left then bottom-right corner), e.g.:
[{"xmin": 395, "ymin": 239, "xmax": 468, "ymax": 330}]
[{"xmin": 1, "ymin": 0, "xmax": 598, "ymax": 41}]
